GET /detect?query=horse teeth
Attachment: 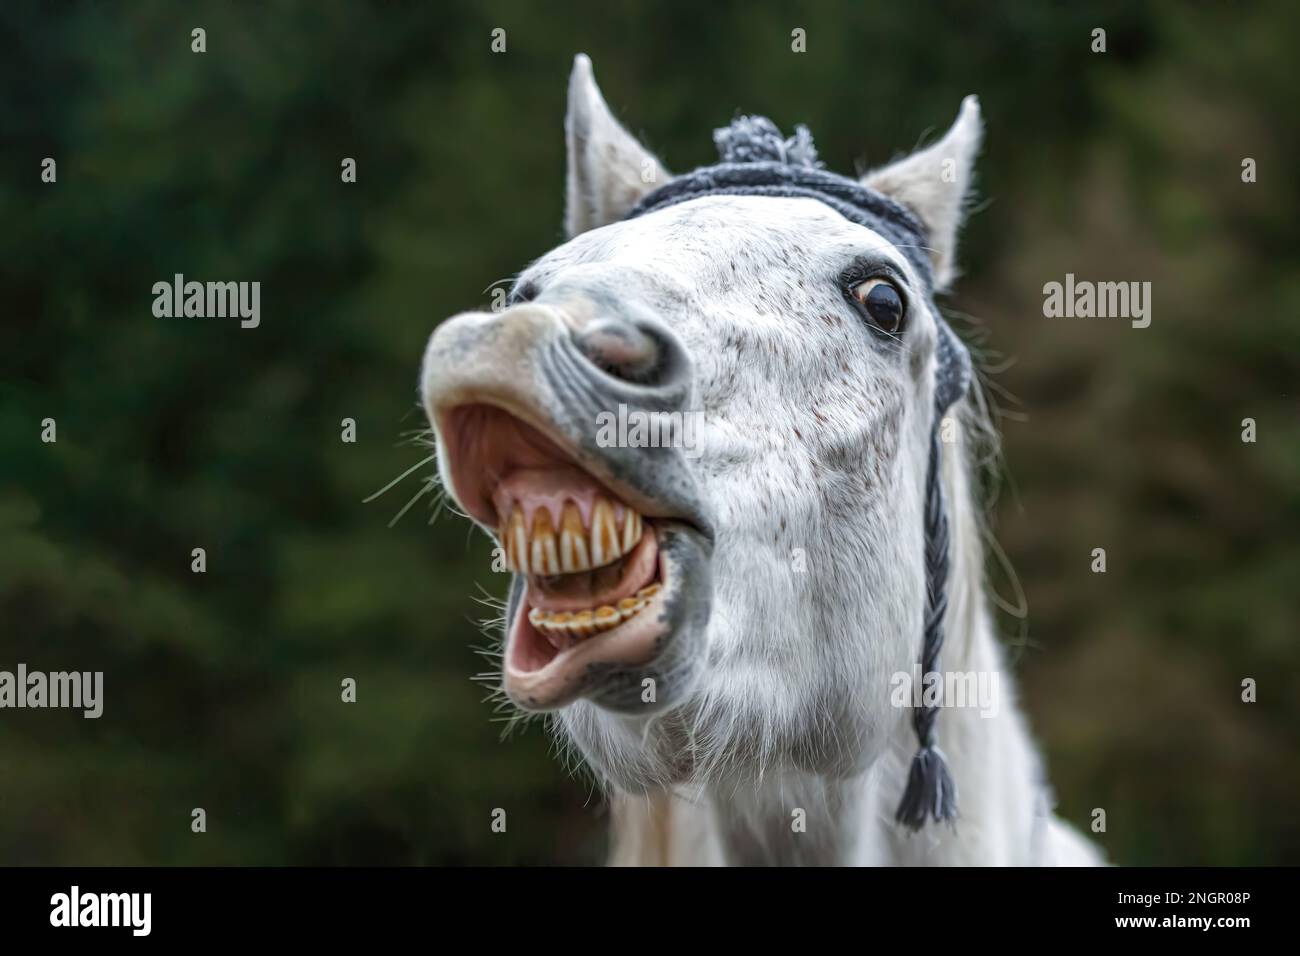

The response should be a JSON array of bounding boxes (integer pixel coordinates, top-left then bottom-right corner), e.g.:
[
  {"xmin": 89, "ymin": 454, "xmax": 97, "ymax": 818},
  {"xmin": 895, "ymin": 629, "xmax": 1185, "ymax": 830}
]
[
  {"xmin": 529, "ymin": 596, "xmax": 654, "ymax": 638},
  {"xmin": 509, "ymin": 506, "xmax": 529, "ymax": 575},
  {"xmin": 571, "ymin": 610, "xmax": 595, "ymax": 638},
  {"xmin": 530, "ymin": 508, "xmax": 561, "ymax": 576},
  {"xmin": 590, "ymin": 498, "xmax": 620, "ymax": 567},
  {"xmin": 621, "ymin": 510, "xmax": 642, "ymax": 553},
  {"xmin": 501, "ymin": 495, "xmax": 643, "ymax": 574},
  {"xmin": 617, "ymin": 597, "xmax": 645, "ymax": 620},
  {"xmin": 560, "ymin": 503, "xmax": 588, "ymax": 573}
]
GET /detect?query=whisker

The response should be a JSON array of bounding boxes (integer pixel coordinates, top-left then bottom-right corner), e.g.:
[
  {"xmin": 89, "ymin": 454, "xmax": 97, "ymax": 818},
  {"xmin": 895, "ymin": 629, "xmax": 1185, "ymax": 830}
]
[
  {"xmin": 387, "ymin": 477, "xmax": 435, "ymax": 528},
  {"xmin": 363, "ymin": 453, "xmax": 437, "ymax": 503},
  {"xmin": 427, "ymin": 482, "xmax": 453, "ymax": 525},
  {"xmin": 400, "ymin": 427, "xmax": 434, "ymax": 447}
]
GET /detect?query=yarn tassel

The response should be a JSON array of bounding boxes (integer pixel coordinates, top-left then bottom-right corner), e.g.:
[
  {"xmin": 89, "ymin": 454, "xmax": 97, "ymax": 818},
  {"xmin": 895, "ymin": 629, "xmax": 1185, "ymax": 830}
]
[
  {"xmin": 895, "ymin": 430, "xmax": 960, "ymax": 831},
  {"xmin": 896, "ymin": 744, "xmax": 958, "ymax": 831}
]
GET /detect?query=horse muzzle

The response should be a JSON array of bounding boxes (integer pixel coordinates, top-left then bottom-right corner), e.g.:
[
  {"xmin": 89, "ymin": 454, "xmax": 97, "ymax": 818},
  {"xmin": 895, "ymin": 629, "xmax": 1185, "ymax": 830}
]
[{"xmin": 420, "ymin": 296, "xmax": 714, "ymax": 713}]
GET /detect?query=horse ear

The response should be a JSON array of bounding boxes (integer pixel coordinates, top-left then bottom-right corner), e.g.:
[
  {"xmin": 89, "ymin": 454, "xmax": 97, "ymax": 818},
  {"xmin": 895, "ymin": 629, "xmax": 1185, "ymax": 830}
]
[
  {"xmin": 860, "ymin": 96, "xmax": 982, "ymax": 289},
  {"xmin": 565, "ymin": 54, "xmax": 670, "ymax": 237}
]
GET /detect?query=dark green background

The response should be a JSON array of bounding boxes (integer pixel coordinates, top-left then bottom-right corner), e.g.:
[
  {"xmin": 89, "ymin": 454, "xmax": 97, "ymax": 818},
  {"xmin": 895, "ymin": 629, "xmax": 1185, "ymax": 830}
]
[{"xmin": 2, "ymin": 1, "xmax": 1296, "ymax": 865}]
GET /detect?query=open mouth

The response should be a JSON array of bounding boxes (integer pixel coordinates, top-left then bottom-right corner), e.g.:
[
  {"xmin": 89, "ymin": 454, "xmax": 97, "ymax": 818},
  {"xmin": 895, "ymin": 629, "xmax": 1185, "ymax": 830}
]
[
  {"xmin": 496, "ymin": 465, "xmax": 666, "ymax": 669},
  {"xmin": 440, "ymin": 403, "xmax": 686, "ymax": 706}
]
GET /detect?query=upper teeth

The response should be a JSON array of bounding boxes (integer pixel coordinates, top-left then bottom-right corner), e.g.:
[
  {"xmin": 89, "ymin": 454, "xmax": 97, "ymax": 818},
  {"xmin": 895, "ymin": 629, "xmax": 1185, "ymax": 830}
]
[{"xmin": 500, "ymin": 496, "xmax": 643, "ymax": 575}]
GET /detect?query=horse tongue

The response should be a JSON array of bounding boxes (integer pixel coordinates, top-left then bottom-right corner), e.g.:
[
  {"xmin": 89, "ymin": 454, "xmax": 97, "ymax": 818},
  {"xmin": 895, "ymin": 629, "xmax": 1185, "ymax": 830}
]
[{"xmin": 527, "ymin": 529, "xmax": 658, "ymax": 612}]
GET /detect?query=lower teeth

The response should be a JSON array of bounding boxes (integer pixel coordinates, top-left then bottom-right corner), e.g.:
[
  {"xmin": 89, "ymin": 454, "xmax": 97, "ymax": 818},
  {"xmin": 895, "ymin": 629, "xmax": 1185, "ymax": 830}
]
[{"xmin": 528, "ymin": 584, "xmax": 661, "ymax": 639}]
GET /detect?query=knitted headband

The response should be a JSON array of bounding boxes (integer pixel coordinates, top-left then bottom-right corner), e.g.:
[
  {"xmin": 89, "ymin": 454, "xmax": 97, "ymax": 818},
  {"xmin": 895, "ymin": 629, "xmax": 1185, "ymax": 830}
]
[{"xmin": 625, "ymin": 116, "xmax": 971, "ymax": 830}]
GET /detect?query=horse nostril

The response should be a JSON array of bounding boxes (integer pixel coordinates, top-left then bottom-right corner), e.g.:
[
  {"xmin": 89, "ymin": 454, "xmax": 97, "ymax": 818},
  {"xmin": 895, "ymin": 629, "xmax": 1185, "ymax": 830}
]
[{"xmin": 575, "ymin": 318, "xmax": 660, "ymax": 383}]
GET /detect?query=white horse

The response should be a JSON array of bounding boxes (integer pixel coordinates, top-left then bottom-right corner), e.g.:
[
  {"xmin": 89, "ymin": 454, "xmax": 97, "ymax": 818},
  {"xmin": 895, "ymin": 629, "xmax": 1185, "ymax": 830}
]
[{"xmin": 421, "ymin": 55, "xmax": 1102, "ymax": 866}]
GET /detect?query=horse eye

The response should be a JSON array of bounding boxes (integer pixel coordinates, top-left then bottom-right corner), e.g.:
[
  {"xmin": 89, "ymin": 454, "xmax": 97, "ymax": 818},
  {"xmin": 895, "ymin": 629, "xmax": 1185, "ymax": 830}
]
[{"xmin": 851, "ymin": 278, "xmax": 905, "ymax": 334}]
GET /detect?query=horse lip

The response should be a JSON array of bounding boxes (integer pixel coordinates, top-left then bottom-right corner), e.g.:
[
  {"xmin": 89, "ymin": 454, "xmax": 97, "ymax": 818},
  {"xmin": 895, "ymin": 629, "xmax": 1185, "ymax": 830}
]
[
  {"xmin": 501, "ymin": 520, "xmax": 711, "ymax": 711},
  {"xmin": 501, "ymin": 579, "xmax": 668, "ymax": 710},
  {"xmin": 433, "ymin": 390, "xmax": 714, "ymax": 543}
]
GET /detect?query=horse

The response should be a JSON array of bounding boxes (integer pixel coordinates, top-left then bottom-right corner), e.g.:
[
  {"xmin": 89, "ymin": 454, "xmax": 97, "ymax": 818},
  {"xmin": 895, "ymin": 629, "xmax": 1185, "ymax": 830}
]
[{"xmin": 420, "ymin": 54, "xmax": 1101, "ymax": 866}]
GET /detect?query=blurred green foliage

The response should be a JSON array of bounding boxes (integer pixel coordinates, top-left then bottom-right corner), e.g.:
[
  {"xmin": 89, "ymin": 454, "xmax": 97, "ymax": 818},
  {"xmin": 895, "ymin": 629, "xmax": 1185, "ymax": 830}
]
[{"xmin": 1, "ymin": 0, "xmax": 1296, "ymax": 864}]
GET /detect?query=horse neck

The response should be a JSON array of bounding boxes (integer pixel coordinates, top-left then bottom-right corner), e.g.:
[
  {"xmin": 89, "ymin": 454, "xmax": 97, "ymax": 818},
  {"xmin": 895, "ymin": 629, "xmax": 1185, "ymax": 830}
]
[{"xmin": 612, "ymin": 415, "xmax": 1035, "ymax": 866}]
